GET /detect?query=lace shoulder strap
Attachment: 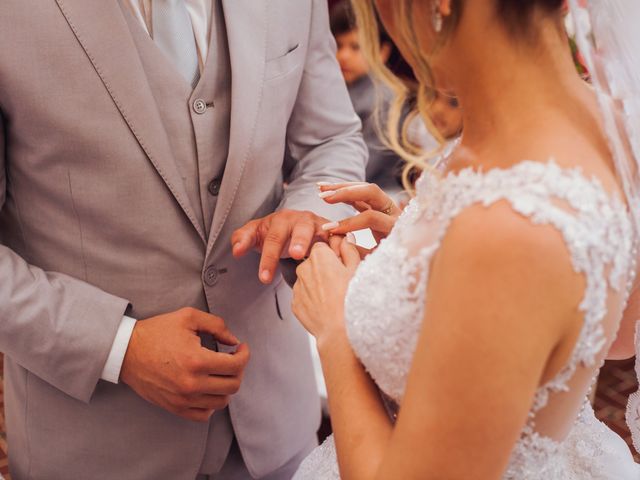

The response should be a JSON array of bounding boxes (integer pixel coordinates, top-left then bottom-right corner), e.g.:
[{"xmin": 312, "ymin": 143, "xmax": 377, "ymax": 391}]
[{"xmin": 413, "ymin": 160, "xmax": 634, "ymax": 411}]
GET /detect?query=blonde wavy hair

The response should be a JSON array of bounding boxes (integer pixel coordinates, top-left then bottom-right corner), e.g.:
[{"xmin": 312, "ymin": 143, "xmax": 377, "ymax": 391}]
[
  {"xmin": 350, "ymin": 1, "xmax": 566, "ymax": 190},
  {"xmin": 350, "ymin": 0, "xmax": 458, "ymax": 189}
]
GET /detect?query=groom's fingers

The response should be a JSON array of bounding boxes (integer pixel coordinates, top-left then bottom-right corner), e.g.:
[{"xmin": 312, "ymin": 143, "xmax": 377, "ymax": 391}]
[
  {"xmin": 179, "ymin": 376, "xmax": 242, "ymax": 402},
  {"xmin": 183, "ymin": 308, "xmax": 239, "ymax": 346},
  {"xmin": 231, "ymin": 220, "xmax": 259, "ymax": 258},
  {"xmin": 259, "ymin": 217, "xmax": 292, "ymax": 284},
  {"xmin": 182, "ymin": 374, "xmax": 244, "ymax": 405},
  {"xmin": 196, "ymin": 343, "xmax": 250, "ymax": 377},
  {"xmin": 186, "ymin": 394, "xmax": 231, "ymax": 411},
  {"xmin": 180, "ymin": 408, "xmax": 216, "ymax": 423},
  {"xmin": 288, "ymin": 216, "xmax": 316, "ymax": 260}
]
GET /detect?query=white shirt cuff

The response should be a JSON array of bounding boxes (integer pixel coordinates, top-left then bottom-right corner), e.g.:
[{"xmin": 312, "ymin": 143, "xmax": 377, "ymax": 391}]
[{"xmin": 100, "ymin": 315, "xmax": 137, "ymax": 384}]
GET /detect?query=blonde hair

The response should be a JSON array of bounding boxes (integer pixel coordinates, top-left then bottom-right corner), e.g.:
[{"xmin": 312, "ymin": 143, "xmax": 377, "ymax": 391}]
[{"xmin": 350, "ymin": 0, "xmax": 451, "ymax": 190}]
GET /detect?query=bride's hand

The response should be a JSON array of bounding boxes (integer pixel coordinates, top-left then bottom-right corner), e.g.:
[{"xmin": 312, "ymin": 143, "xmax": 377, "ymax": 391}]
[
  {"xmin": 318, "ymin": 182, "xmax": 402, "ymax": 244},
  {"xmin": 292, "ymin": 238, "xmax": 361, "ymax": 344}
]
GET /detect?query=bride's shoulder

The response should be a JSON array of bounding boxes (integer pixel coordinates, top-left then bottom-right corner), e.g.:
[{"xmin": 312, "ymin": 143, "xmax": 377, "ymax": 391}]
[
  {"xmin": 430, "ymin": 198, "xmax": 585, "ymax": 334},
  {"xmin": 437, "ymin": 199, "xmax": 577, "ymax": 267}
]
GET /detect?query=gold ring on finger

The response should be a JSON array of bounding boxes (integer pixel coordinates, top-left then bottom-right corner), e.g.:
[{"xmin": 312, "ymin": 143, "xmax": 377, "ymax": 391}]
[{"xmin": 380, "ymin": 201, "xmax": 394, "ymax": 216}]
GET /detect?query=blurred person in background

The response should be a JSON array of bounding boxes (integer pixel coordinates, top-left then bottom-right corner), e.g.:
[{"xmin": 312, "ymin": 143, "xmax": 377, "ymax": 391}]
[
  {"xmin": 330, "ymin": 0, "xmax": 405, "ymax": 196},
  {"xmin": 427, "ymin": 87, "xmax": 463, "ymax": 142}
]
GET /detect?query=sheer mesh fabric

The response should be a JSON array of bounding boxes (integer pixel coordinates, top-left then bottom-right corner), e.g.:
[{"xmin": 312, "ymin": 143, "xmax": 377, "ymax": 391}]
[{"xmin": 294, "ymin": 159, "xmax": 640, "ymax": 479}]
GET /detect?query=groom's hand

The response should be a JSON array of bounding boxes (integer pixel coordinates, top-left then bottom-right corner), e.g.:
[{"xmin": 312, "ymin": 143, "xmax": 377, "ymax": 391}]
[
  {"xmin": 120, "ymin": 308, "xmax": 250, "ymax": 423},
  {"xmin": 232, "ymin": 209, "xmax": 341, "ymax": 284}
]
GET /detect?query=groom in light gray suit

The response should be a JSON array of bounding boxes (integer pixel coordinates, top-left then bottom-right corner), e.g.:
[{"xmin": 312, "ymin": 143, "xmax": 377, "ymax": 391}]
[{"xmin": 0, "ymin": 0, "xmax": 365, "ymax": 478}]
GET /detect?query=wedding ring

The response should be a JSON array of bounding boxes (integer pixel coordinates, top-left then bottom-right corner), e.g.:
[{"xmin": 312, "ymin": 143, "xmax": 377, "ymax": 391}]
[{"xmin": 380, "ymin": 201, "xmax": 394, "ymax": 216}]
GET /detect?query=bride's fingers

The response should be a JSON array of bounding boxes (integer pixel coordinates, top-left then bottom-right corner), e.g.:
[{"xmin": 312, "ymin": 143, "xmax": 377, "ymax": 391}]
[
  {"xmin": 331, "ymin": 200, "xmax": 374, "ymax": 213},
  {"xmin": 317, "ymin": 181, "xmax": 368, "ymax": 191},
  {"xmin": 323, "ymin": 210, "xmax": 396, "ymax": 236},
  {"xmin": 340, "ymin": 236, "xmax": 361, "ymax": 273},
  {"xmin": 353, "ymin": 200, "xmax": 373, "ymax": 213},
  {"xmin": 319, "ymin": 183, "xmax": 396, "ymax": 213}
]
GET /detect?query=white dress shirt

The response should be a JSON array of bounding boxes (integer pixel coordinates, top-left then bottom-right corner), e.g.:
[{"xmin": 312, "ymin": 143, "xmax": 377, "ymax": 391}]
[
  {"xmin": 101, "ymin": 0, "xmax": 213, "ymax": 384},
  {"xmin": 123, "ymin": 0, "xmax": 213, "ymax": 72}
]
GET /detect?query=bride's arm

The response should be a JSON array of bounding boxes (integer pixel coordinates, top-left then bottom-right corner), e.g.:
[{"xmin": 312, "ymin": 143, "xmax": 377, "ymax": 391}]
[
  {"xmin": 373, "ymin": 203, "xmax": 585, "ymax": 479},
  {"xmin": 317, "ymin": 326, "xmax": 394, "ymax": 478},
  {"xmin": 294, "ymin": 202, "xmax": 584, "ymax": 479},
  {"xmin": 293, "ymin": 241, "xmax": 394, "ymax": 478}
]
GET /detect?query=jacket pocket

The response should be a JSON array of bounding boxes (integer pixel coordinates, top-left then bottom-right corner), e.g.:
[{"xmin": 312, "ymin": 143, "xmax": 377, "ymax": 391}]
[{"xmin": 264, "ymin": 43, "xmax": 303, "ymax": 82}]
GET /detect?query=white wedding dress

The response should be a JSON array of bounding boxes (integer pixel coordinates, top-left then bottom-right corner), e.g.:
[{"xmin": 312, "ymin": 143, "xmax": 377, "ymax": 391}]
[{"xmin": 294, "ymin": 157, "xmax": 640, "ymax": 479}]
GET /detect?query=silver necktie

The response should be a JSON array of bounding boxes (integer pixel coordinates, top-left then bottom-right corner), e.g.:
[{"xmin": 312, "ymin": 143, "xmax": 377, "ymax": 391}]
[{"xmin": 152, "ymin": 0, "xmax": 200, "ymax": 87}]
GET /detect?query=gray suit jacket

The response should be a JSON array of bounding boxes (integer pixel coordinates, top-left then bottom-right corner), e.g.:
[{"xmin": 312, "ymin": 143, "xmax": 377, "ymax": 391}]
[{"xmin": 0, "ymin": 1, "xmax": 366, "ymax": 478}]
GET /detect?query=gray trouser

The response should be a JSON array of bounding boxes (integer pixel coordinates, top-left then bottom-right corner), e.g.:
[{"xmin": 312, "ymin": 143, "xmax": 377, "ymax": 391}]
[{"xmin": 198, "ymin": 435, "xmax": 318, "ymax": 480}]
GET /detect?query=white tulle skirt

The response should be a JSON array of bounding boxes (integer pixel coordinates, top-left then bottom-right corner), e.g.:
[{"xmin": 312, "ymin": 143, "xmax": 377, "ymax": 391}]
[{"xmin": 293, "ymin": 406, "xmax": 640, "ymax": 480}]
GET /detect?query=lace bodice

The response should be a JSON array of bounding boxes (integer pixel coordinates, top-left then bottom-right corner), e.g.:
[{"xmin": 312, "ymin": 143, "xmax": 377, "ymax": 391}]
[
  {"xmin": 295, "ymin": 159, "xmax": 640, "ymax": 479},
  {"xmin": 348, "ymin": 159, "xmax": 634, "ymax": 401}
]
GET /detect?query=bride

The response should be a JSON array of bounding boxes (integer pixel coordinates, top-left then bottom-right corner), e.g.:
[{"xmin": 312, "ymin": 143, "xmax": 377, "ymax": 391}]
[{"xmin": 291, "ymin": 0, "xmax": 640, "ymax": 478}]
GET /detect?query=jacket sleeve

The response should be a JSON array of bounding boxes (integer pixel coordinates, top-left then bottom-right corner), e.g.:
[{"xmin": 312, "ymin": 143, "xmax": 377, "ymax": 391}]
[
  {"xmin": 0, "ymin": 110, "xmax": 130, "ymax": 403},
  {"xmin": 281, "ymin": 0, "xmax": 368, "ymax": 222}
]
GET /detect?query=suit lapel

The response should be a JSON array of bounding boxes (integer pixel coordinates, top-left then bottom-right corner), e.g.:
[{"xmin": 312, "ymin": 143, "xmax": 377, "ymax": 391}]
[
  {"xmin": 206, "ymin": 0, "xmax": 267, "ymax": 257},
  {"xmin": 54, "ymin": 0, "xmax": 207, "ymax": 244}
]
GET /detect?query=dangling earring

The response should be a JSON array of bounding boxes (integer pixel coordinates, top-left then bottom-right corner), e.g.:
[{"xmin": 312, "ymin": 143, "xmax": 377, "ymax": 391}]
[{"xmin": 432, "ymin": 3, "xmax": 443, "ymax": 33}]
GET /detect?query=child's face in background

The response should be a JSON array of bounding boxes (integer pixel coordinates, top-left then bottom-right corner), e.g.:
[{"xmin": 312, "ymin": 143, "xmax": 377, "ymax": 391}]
[
  {"xmin": 428, "ymin": 90, "xmax": 463, "ymax": 140},
  {"xmin": 335, "ymin": 30, "xmax": 370, "ymax": 85}
]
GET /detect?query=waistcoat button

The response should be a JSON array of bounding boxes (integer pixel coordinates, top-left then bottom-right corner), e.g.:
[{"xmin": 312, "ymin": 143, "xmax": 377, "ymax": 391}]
[
  {"xmin": 193, "ymin": 99, "xmax": 207, "ymax": 114},
  {"xmin": 208, "ymin": 178, "xmax": 222, "ymax": 196}
]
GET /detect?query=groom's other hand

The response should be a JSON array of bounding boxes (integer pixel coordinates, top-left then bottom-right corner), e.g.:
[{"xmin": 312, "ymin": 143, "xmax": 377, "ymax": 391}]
[
  {"xmin": 232, "ymin": 209, "xmax": 342, "ymax": 284},
  {"xmin": 120, "ymin": 308, "xmax": 249, "ymax": 422}
]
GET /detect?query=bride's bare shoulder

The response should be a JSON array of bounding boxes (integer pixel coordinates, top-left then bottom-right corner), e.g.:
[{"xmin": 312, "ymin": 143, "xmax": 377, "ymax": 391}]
[{"xmin": 429, "ymin": 199, "xmax": 585, "ymax": 333}]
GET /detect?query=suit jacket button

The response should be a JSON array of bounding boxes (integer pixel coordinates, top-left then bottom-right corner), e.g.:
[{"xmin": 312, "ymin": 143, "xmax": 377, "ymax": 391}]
[
  {"xmin": 204, "ymin": 266, "xmax": 219, "ymax": 287},
  {"xmin": 208, "ymin": 178, "xmax": 222, "ymax": 196},
  {"xmin": 193, "ymin": 99, "xmax": 207, "ymax": 114}
]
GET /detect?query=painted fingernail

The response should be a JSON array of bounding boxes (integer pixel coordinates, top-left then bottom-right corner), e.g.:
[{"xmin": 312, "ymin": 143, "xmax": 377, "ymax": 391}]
[
  {"xmin": 322, "ymin": 222, "xmax": 340, "ymax": 231},
  {"xmin": 346, "ymin": 233, "xmax": 356, "ymax": 244},
  {"xmin": 319, "ymin": 191, "xmax": 336, "ymax": 199}
]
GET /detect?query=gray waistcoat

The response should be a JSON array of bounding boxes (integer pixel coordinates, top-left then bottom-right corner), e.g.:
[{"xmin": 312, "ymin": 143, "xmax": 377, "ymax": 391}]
[
  {"xmin": 121, "ymin": 1, "xmax": 231, "ymax": 237},
  {"xmin": 120, "ymin": 2, "xmax": 235, "ymax": 473}
]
